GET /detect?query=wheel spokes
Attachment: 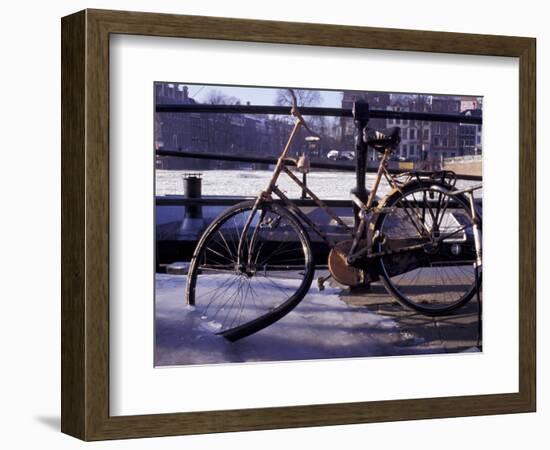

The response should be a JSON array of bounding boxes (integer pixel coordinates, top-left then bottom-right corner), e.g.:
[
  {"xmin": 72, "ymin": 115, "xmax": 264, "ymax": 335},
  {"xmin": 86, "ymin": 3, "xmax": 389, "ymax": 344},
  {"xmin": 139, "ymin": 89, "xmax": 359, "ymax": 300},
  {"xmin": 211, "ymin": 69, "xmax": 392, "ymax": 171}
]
[
  {"xmin": 379, "ymin": 186, "xmax": 480, "ymax": 312},
  {"xmin": 190, "ymin": 205, "xmax": 311, "ymax": 334}
]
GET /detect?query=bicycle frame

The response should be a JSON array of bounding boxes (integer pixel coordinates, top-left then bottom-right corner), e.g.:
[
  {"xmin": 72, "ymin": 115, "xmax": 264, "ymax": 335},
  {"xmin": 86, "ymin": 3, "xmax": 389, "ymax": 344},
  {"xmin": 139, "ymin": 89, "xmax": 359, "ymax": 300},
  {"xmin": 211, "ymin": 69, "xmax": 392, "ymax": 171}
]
[
  {"xmin": 187, "ymin": 91, "xmax": 483, "ymax": 341},
  {"xmin": 236, "ymin": 116, "xmax": 397, "ymax": 267},
  {"xmin": 236, "ymin": 108, "xmax": 482, "ymax": 273}
]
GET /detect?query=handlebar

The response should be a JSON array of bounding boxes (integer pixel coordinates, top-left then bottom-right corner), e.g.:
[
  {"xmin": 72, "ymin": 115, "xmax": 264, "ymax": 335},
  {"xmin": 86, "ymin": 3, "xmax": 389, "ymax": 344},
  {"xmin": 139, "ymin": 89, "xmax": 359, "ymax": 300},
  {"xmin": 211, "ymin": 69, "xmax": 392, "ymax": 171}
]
[{"xmin": 287, "ymin": 89, "xmax": 321, "ymax": 140}]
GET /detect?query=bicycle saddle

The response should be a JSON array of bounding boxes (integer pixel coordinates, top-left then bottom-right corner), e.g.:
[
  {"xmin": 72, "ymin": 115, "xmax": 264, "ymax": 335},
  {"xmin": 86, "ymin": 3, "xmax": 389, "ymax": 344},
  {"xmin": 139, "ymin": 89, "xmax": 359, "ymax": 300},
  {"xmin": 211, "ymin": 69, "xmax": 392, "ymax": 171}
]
[{"xmin": 363, "ymin": 126, "xmax": 401, "ymax": 151}]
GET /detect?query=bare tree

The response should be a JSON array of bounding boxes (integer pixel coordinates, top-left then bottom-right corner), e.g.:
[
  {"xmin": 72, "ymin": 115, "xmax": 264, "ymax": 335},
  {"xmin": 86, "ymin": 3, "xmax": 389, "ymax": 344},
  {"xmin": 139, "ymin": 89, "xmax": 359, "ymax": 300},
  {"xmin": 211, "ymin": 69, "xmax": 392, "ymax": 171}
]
[
  {"xmin": 275, "ymin": 89, "xmax": 322, "ymax": 107},
  {"xmin": 206, "ymin": 89, "xmax": 240, "ymax": 105},
  {"xmin": 273, "ymin": 89, "xmax": 322, "ymax": 127}
]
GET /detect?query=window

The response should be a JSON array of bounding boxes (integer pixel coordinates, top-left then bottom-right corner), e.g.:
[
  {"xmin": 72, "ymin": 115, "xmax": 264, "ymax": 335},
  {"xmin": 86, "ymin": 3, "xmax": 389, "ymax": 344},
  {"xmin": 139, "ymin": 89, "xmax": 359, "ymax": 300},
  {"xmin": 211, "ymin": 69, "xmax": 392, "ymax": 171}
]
[
  {"xmin": 191, "ymin": 117, "xmax": 200, "ymax": 142},
  {"xmin": 409, "ymin": 129, "xmax": 416, "ymax": 139},
  {"xmin": 200, "ymin": 118, "xmax": 208, "ymax": 141}
]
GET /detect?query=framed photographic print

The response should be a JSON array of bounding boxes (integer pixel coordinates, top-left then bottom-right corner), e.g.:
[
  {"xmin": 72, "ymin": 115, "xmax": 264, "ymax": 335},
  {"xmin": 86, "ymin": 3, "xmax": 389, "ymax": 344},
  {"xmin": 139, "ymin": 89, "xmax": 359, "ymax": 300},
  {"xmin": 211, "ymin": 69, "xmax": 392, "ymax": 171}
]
[{"xmin": 61, "ymin": 9, "xmax": 536, "ymax": 440}]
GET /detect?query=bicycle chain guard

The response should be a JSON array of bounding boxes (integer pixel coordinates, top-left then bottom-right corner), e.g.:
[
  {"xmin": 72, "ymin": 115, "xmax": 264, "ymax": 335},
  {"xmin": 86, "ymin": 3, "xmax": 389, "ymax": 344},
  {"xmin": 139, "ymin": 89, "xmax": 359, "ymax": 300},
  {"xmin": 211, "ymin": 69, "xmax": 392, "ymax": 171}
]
[{"xmin": 328, "ymin": 240, "xmax": 367, "ymax": 287}]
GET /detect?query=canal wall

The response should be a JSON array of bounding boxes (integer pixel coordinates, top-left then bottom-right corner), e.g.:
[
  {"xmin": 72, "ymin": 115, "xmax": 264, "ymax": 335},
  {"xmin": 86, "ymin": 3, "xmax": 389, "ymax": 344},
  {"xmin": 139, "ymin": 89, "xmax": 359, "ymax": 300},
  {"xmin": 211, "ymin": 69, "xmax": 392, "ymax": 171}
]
[{"xmin": 442, "ymin": 157, "xmax": 482, "ymax": 178}]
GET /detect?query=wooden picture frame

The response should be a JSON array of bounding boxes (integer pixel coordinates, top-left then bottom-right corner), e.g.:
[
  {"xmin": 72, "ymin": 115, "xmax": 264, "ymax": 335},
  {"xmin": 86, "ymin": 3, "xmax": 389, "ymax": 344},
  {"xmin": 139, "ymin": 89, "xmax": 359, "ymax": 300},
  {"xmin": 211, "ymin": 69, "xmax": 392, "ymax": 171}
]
[{"xmin": 61, "ymin": 9, "xmax": 536, "ymax": 441}]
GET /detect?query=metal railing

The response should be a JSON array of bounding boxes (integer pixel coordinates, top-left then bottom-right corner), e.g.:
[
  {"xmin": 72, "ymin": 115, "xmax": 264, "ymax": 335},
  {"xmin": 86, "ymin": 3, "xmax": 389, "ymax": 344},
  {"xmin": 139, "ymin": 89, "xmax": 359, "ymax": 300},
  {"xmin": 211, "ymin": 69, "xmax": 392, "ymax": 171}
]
[
  {"xmin": 156, "ymin": 148, "xmax": 482, "ymax": 181},
  {"xmin": 156, "ymin": 103, "xmax": 482, "ymax": 124},
  {"xmin": 155, "ymin": 101, "xmax": 482, "ymax": 268},
  {"xmin": 155, "ymin": 102, "xmax": 482, "ymax": 182}
]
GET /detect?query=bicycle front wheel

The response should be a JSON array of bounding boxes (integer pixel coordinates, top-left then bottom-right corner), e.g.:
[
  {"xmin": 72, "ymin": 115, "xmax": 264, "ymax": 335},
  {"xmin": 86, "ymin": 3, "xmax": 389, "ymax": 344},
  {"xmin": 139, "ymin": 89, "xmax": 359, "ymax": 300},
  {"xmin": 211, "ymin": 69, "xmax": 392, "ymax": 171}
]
[
  {"xmin": 374, "ymin": 181, "xmax": 481, "ymax": 316},
  {"xmin": 186, "ymin": 200, "xmax": 314, "ymax": 341}
]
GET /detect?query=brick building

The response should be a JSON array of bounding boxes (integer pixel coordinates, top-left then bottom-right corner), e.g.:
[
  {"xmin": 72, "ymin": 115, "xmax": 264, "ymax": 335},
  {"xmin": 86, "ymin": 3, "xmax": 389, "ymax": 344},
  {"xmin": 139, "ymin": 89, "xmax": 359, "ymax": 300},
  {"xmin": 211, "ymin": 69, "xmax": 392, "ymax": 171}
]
[
  {"xmin": 340, "ymin": 91, "xmax": 473, "ymax": 165},
  {"xmin": 385, "ymin": 98, "xmax": 431, "ymax": 162},
  {"xmin": 429, "ymin": 97, "xmax": 461, "ymax": 160},
  {"xmin": 155, "ymin": 83, "xmax": 308, "ymax": 170}
]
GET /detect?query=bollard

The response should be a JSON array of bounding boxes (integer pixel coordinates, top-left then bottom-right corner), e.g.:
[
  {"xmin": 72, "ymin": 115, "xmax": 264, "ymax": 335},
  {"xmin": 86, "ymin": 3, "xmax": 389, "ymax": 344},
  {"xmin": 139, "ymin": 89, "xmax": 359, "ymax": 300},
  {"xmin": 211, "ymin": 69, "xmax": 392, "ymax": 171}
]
[{"xmin": 177, "ymin": 173, "xmax": 205, "ymax": 239}]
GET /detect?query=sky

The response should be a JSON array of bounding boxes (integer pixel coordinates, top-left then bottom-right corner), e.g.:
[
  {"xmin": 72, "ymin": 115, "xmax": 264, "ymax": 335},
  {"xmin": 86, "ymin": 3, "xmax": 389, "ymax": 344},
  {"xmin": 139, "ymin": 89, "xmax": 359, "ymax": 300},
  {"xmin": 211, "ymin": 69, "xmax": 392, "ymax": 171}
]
[
  {"xmin": 162, "ymin": 82, "xmax": 482, "ymax": 108},
  {"xmin": 173, "ymin": 83, "xmax": 344, "ymax": 107}
]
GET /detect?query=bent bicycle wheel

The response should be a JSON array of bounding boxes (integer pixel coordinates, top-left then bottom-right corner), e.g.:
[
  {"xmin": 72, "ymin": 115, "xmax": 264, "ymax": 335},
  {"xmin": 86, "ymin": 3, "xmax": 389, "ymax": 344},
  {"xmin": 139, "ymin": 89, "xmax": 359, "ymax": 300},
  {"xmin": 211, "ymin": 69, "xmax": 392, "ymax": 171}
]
[
  {"xmin": 186, "ymin": 200, "xmax": 314, "ymax": 341},
  {"xmin": 373, "ymin": 181, "xmax": 482, "ymax": 316}
]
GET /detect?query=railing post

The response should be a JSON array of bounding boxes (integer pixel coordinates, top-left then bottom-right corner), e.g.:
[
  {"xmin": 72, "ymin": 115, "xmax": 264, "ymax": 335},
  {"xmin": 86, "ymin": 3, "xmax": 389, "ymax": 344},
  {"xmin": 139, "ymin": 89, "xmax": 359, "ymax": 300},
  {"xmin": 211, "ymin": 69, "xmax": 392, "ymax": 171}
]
[
  {"xmin": 352, "ymin": 100, "xmax": 370, "ymax": 232},
  {"xmin": 301, "ymin": 172, "xmax": 308, "ymax": 199}
]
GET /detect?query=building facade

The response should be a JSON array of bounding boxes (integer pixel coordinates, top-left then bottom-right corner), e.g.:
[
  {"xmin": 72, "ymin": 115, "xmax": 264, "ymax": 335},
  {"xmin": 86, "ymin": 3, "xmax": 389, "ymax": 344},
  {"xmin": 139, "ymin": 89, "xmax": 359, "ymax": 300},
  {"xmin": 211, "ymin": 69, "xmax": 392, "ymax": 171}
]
[
  {"xmin": 155, "ymin": 83, "xmax": 311, "ymax": 170},
  {"xmin": 385, "ymin": 99, "xmax": 431, "ymax": 162}
]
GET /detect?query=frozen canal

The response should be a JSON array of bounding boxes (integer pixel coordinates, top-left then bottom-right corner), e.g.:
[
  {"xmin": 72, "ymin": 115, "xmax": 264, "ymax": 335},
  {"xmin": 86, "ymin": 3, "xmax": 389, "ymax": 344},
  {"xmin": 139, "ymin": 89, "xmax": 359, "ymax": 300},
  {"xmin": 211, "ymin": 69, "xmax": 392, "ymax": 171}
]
[
  {"xmin": 155, "ymin": 272, "xmax": 480, "ymax": 367},
  {"xmin": 156, "ymin": 169, "xmax": 482, "ymax": 199}
]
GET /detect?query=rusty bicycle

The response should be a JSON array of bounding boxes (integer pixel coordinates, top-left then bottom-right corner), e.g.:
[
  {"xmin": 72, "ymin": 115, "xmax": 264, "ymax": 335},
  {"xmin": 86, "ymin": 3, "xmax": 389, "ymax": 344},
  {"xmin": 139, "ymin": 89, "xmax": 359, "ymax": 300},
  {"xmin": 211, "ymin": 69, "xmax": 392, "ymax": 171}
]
[{"xmin": 186, "ymin": 90, "xmax": 482, "ymax": 341}]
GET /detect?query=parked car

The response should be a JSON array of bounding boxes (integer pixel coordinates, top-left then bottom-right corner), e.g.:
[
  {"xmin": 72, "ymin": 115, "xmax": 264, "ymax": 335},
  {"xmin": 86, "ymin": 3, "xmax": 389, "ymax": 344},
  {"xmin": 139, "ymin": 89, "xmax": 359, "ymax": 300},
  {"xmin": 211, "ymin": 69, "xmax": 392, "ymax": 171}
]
[{"xmin": 327, "ymin": 150, "xmax": 354, "ymax": 161}]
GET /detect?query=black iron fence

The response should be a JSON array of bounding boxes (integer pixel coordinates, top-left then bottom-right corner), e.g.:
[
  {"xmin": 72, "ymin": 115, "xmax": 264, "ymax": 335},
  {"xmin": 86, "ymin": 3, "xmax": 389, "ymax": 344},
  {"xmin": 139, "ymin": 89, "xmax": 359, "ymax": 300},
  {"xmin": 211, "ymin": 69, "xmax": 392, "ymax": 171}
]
[
  {"xmin": 156, "ymin": 103, "xmax": 482, "ymax": 124},
  {"xmin": 155, "ymin": 102, "xmax": 482, "ymax": 182},
  {"xmin": 155, "ymin": 101, "xmax": 482, "ymax": 269}
]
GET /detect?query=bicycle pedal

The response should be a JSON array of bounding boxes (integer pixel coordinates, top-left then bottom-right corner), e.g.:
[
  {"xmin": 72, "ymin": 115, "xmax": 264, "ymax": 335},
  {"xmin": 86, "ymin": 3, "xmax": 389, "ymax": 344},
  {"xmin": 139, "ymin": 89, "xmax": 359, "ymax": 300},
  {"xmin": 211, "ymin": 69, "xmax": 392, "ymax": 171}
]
[
  {"xmin": 317, "ymin": 274, "xmax": 333, "ymax": 291},
  {"xmin": 317, "ymin": 277, "xmax": 325, "ymax": 291}
]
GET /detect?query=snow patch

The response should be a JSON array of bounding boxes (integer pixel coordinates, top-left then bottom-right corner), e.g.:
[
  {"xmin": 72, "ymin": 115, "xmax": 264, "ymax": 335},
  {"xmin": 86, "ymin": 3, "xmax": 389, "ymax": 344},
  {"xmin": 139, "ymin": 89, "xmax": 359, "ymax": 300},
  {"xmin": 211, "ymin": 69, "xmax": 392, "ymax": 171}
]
[{"xmin": 155, "ymin": 273, "xmax": 403, "ymax": 366}]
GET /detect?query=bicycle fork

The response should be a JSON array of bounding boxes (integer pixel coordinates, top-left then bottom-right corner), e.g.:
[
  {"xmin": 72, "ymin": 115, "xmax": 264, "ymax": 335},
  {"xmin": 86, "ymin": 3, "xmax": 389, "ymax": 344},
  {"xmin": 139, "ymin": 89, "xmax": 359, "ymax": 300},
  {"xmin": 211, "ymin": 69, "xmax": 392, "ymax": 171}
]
[
  {"xmin": 235, "ymin": 197, "xmax": 264, "ymax": 272},
  {"xmin": 235, "ymin": 119, "xmax": 303, "ymax": 270}
]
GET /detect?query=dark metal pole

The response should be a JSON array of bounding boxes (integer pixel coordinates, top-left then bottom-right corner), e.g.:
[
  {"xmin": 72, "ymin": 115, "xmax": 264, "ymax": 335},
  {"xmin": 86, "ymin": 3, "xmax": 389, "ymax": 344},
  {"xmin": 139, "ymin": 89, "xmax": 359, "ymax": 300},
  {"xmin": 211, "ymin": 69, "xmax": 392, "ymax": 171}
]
[
  {"xmin": 155, "ymin": 103, "xmax": 483, "ymax": 124},
  {"xmin": 351, "ymin": 100, "xmax": 370, "ymax": 232},
  {"xmin": 178, "ymin": 173, "xmax": 205, "ymax": 238}
]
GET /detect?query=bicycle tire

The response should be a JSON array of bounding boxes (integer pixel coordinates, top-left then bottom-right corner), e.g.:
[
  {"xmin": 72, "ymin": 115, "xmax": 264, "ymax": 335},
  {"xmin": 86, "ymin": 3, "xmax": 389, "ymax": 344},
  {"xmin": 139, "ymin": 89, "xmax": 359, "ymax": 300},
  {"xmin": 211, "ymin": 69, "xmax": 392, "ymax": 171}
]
[
  {"xmin": 186, "ymin": 200, "xmax": 315, "ymax": 341},
  {"xmin": 373, "ymin": 180, "xmax": 482, "ymax": 316}
]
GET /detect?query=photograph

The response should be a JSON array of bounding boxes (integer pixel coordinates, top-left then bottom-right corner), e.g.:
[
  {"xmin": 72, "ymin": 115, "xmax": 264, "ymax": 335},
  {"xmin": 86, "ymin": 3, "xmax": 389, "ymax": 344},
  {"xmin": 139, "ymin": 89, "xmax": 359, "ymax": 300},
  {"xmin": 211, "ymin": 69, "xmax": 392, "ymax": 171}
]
[
  {"xmin": 54, "ymin": 4, "xmax": 537, "ymax": 443},
  {"xmin": 153, "ymin": 82, "xmax": 483, "ymax": 367}
]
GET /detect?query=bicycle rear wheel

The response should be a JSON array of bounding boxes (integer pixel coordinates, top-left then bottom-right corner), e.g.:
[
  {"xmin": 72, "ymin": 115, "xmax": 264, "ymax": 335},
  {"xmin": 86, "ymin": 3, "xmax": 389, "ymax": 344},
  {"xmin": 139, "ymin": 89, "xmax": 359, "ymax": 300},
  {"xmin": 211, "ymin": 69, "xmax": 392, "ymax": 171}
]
[
  {"xmin": 373, "ymin": 181, "xmax": 481, "ymax": 315},
  {"xmin": 186, "ymin": 200, "xmax": 314, "ymax": 341}
]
